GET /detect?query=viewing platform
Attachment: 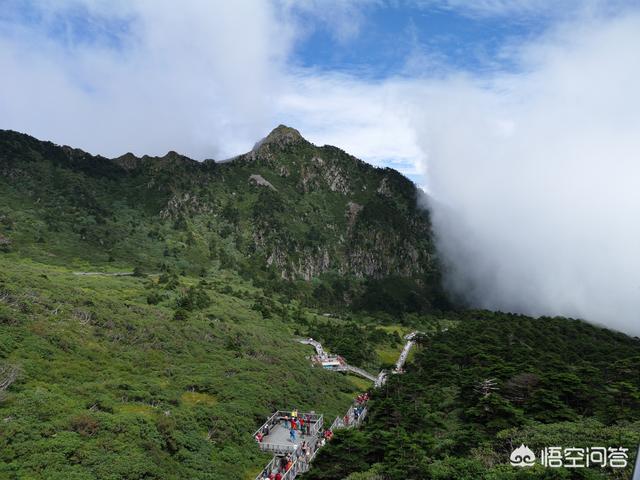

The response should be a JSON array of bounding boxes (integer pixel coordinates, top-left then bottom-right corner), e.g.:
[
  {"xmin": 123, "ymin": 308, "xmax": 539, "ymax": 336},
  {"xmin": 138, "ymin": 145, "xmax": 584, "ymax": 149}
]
[{"xmin": 253, "ymin": 411, "xmax": 323, "ymax": 456}]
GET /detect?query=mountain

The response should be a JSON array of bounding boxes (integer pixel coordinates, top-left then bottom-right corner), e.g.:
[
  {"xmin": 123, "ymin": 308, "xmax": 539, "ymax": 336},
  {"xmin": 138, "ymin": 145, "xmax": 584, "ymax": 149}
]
[
  {"xmin": 0, "ymin": 125, "xmax": 445, "ymax": 312},
  {"xmin": 0, "ymin": 127, "xmax": 638, "ymax": 480},
  {"xmin": 0, "ymin": 126, "xmax": 445, "ymax": 479}
]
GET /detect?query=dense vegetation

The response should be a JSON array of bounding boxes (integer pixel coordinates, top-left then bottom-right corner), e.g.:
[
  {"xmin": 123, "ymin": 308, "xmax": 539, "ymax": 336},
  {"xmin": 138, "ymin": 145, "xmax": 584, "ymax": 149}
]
[
  {"xmin": 304, "ymin": 312, "xmax": 640, "ymax": 479},
  {"xmin": 0, "ymin": 255, "xmax": 386, "ymax": 479},
  {"xmin": 0, "ymin": 126, "xmax": 445, "ymax": 314},
  {"xmin": 1, "ymin": 127, "xmax": 638, "ymax": 479}
]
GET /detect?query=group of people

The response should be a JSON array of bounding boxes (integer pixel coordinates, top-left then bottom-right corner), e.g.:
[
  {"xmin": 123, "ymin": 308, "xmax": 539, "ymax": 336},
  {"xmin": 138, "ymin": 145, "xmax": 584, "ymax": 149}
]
[
  {"xmin": 340, "ymin": 394, "xmax": 369, "ymax": 428},
  {"xmin": 282, "ymin": 409, "xmax": 313, "ymax": 442},
  {"xmin": 355, "ymin": 392, "xmax": 370, "ymax": 404},
  {"xmin": 259, "ymin": 440, "xmax": 316, "ymax": 479},
  {"xmin": 255, "ymin": 397, "xmax": 370, "ymax": 479},
  {"xmin": 254, "ymin": 409, "xmax": 315, "ymax": 445}
]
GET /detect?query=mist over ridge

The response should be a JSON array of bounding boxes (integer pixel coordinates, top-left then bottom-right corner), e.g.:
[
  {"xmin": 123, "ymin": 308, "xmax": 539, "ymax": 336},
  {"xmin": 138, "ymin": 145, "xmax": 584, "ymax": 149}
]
[{"xmin": 409, "ymin": 12, "xmax": 640, "ymax": 335}]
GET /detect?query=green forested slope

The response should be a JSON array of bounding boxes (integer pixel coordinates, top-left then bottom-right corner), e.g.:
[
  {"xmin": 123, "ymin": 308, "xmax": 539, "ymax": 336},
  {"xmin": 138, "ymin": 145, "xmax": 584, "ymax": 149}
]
[
  {"xmin": 0, "ymin": 127, "xmax": 442, "ymax": 479},
  {"xmin": 303, "ymin": 312, "xmax": 640, "ymax": 480}
]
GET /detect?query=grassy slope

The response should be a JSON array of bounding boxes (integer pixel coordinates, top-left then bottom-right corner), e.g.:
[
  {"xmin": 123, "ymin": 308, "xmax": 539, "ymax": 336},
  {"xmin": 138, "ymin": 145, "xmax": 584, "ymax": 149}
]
[{"xmin": 0, "ymin": 254, "xmax": 367, "ymax": 479}]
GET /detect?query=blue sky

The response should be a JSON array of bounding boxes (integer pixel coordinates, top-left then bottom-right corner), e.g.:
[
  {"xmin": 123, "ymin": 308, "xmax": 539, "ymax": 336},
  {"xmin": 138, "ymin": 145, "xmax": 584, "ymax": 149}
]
[
  {"xmin": 2, "ymin": 1, "xmax": 593, "ymax": 85},
  {"xmin": 291, "ymin": 3, "xmax": 543, "ymax": 78}
]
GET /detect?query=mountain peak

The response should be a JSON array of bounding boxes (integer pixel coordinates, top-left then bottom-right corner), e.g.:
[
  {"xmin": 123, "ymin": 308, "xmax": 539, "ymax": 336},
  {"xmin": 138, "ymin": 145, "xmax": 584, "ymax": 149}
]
[
  {"xmin": 266, "ymin": 124, "xmax": 303, "ymax": 142},
  {"xmin": 254, "ymin": 125, "xmax": 306, "ymax": 152}
]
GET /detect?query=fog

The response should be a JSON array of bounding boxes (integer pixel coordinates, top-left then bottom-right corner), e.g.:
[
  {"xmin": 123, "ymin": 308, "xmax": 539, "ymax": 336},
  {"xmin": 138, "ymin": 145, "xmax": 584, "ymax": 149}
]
[{"xmin": 409, "ymin": 13, "xmax": 640, "ymax": 335}]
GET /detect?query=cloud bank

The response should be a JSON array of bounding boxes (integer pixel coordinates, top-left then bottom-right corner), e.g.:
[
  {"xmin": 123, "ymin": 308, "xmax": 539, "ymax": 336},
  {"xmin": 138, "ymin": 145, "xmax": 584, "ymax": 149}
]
[
  {"xmin": 408, "ymin": 13, "xmax": 640, "ymax": 335},
  {"xmin": 0, "ymin": 0, "xmax": 291, "ymax": 159}
]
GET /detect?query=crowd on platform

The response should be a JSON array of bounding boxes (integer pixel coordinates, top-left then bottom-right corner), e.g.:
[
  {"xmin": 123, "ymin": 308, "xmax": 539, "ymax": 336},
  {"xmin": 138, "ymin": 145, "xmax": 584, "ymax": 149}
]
[
  {"xmin": 255, "ymin": 395, "xmax": 371, "ymax": 479},
  {"xmin": 258, "ymin": 440, "xmax": 315, "ymax": 480},
  {"xmin": 254, "ymin": 409, "xmax": 315, "ymax": 444}
]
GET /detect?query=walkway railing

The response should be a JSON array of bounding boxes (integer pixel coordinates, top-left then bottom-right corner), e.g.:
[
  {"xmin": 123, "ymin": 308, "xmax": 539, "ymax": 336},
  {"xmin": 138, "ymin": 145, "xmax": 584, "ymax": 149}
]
[
  {"xmin": 330, "ymin": 404, "xmax": 368, "ymax": 431},
  {"xmin": 394, "ymin": 334, "xmax": 417, "ymax": 372},
  {"xmin": 253, "ymin": 331, "xmax": 422, "ymax": 480},
  {"xmin": 298, "ymin": 338, "xmax": 325, "ymax": 357},
  {"xmin": 344, "ymin": 365, "xmax": 378, "ymax": 382},
  {"xmin": 253, "ymin": 411, "xmax": 323, "ymax": 440},
  {"xmin": 254, "ymin": 438, "xmax": 319, "ymax": 480},
  {"xmin": 375, "ymin": 370, "xmax": 388, "ymax": 388}
]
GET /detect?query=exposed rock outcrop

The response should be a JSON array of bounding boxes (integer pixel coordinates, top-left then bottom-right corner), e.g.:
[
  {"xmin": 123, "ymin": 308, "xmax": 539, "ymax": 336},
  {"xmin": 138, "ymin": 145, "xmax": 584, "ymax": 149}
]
[
  {"xmin": 298, "ymin": 158, "xmax": 350, "ymax": 194},
  {"xmin": 345, "ymin": 202, "xmax": 363, "ymax": 229},
  {"xmin": 377, "ymin": 176, "xmax": 391, "ymax": 196},
  {"xmin": 160, "ymin": 193, "xmax": 212, "ymax": 219},
  {"xmin": 248, "ymin": 174, "xmax": 276, "ymax": 190}
]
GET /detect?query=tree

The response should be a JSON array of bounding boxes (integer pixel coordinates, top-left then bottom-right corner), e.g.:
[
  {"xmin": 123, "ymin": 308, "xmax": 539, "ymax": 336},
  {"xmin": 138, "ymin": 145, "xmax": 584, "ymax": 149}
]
[{"xmin": 0, "ymin": 364, "xmax": 19, "ymax": 401}]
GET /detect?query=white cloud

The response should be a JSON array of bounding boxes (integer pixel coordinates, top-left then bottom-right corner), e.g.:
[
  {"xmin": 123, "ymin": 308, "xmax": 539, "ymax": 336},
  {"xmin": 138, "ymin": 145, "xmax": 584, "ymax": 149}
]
[
  {"xmin": 271, "ymin": 9, "xmax": 640, "ymax": 335},
  {"xmin": 413, "ymin": 0, "xmax": 631, "ymax": 19},
  {"xmin": 0, "ymin": 0, "xmax": 292, "ymax": 159},
  {"xmin": 280, "ymin": 0, "xmax": 381, "ymax": 44},
  {"xmin": 405, "ymin": 12, "xmax": 640, "ymax": 335},
  {"xmin": 276, "ymin": 73, "xmax": 424, "ymax": 173}
]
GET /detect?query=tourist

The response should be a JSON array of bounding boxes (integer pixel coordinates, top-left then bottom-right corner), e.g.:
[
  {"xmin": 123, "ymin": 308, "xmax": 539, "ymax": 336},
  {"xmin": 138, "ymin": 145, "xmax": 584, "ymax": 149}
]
[{"xmin": 289, "ymin": 427, "xmax": 297, "ymax": 442}]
